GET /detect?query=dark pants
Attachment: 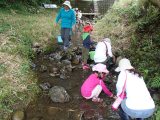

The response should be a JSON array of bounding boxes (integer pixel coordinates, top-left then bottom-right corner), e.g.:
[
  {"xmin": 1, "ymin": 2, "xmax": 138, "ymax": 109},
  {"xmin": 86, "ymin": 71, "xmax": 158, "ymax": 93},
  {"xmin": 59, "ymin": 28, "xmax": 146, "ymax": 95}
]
[
  {"xmin": 118, "ymin": 106, "xmax": 144, "ymax": 120},
  {"xmin": 61, "ymin": 28, "xmax": 71, "ymax": 47}
]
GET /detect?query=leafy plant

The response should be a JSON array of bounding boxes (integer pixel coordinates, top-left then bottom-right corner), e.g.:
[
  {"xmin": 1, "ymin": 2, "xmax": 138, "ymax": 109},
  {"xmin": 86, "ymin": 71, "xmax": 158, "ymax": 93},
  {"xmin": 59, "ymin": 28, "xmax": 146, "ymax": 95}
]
[
  {"xmin": 150, "ymin": 75, "xmax": 160, "ymax": 88},
  {"xmin": 155, "ymin": 109, "xmax": 160, "ymax": 120}
]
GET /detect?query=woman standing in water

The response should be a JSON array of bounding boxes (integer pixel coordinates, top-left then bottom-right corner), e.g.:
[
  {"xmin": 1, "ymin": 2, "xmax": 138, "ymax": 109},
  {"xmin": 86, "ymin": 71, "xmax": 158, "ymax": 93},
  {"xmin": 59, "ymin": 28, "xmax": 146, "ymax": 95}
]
[{"xmin": 54, "ymin": 1, "xmax": 76, "ymax": 50}]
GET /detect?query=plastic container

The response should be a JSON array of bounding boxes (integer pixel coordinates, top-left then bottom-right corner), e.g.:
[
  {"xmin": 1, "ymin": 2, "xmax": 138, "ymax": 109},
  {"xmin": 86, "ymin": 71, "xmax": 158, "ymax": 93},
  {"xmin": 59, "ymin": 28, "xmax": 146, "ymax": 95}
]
[
  {"xmin": 89, "ymin": 51, "xmax": 95, "ymax": 60},
  {"xmin": 112, "ymin": 96, "xmax": 123, "ymax": 110},
  {"xmin": 112, "ymin": 92, "xmax": 126, "ymax": 110},
  {"xmin": 57, "ymin": 35, "xmax": 63, "ymax": 44}
]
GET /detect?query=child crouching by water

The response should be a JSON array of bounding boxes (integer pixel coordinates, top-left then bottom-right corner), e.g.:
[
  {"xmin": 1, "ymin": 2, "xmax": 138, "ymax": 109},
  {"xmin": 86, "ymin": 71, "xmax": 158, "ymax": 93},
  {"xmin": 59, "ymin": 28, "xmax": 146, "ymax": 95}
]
[{"xmin": 81, "ymin": 63, "xmax": 116, "ymax": 102}]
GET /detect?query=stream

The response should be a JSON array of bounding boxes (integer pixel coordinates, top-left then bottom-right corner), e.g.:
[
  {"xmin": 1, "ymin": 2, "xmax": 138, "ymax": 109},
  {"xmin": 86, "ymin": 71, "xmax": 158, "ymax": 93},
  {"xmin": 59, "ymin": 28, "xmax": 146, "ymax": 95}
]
[{"xmin": 24, "ymin": 31, "xmax": 120, "ymax": 120}]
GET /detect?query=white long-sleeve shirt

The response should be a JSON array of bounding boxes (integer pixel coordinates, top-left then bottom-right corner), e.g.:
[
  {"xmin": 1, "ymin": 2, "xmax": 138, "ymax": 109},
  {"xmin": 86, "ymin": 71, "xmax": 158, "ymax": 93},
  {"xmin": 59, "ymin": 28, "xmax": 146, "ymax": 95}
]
[
  {"xmin": 116, "ymin": 70, "xmax": 155, "ymax": 110},
  {"xmin": 94, "ymin": 41, "xmax": 113, "ymax": 63}
]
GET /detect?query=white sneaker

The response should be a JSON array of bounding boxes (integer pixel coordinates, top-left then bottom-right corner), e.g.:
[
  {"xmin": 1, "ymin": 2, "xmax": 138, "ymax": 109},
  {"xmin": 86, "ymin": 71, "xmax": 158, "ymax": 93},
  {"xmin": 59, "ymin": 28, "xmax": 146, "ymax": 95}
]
[
  {"xmin": 63, "ymin": 46, "xmax": 68, "ymax": 51},
  {"xmin": 69, "ymin": 42, "xmax": 72, "ymax": 47}
]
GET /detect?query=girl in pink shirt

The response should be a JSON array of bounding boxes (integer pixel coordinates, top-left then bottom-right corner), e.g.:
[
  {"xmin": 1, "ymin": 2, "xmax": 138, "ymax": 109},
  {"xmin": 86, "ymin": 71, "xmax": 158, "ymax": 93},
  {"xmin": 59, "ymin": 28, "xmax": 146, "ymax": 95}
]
[{"xmin": 81, "ymin": 63, "xmax": 114, "ymax": 102}]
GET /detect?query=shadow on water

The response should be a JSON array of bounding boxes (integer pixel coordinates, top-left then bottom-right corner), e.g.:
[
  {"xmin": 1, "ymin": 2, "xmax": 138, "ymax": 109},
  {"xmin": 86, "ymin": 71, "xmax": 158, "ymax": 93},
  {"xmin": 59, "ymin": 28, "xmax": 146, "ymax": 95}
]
[{"xmin": 25, "ymin": 32, "xmax": 120, "ymax": 120}]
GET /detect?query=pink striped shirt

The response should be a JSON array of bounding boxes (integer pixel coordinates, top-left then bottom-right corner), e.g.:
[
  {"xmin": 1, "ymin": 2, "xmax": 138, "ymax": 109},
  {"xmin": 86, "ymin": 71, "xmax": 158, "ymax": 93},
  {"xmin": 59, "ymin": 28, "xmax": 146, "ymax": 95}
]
[{"xmin": 81, "ymin": 73, "xmax": 113, "ymax": 98}]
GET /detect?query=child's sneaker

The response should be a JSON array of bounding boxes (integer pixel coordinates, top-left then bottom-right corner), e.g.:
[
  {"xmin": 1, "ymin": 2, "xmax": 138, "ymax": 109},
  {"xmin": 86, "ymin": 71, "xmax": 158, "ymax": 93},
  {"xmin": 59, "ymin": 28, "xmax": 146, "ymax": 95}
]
[
  {"xmin": 82, "ymin": 64, "xmax": 90, "ymax": 70},
  {"xmin": 63, "ymin": 46, "xmax": 68, "ymax": 51},
  {"xmin": 92, "ymin": 97, "xmax": 103, "ymax": 103}
]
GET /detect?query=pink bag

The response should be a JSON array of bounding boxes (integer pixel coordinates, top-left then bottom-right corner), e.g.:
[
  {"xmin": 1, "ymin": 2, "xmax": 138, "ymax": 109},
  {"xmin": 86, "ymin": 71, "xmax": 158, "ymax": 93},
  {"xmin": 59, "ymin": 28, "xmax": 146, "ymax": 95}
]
[
  {"xmin": 112, "ymin": 96, "xmax": 123, "ymax": 110},
  {"xmin": 112, "ymin": 71, "xmax": 127, "ymax": 110}
]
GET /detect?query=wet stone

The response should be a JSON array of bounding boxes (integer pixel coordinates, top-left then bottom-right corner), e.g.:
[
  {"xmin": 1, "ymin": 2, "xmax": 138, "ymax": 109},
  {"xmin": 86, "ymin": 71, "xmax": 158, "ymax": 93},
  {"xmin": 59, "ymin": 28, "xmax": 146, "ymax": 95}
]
[
  {"xmin": 54, "ymin": 52, "xmax": 62, "ymax": 61},
  {"xmin": 67, "ymin": 109, "xmax": 84, "ymax": 120},
  {"xmin": 52, "ymin": 67, "xmax": 58, "ymax": 73},
  {"xmin": 66, "ymin": 64, "xmax": 73, "ymax": 72},
  {"xmin": 72, "ymin": 46, "xmax": 82, "ymax": 55},
  {"xmin": 59, "ymin": 74, "xmax": 67, "ymax": 80},
  {"xmin": 59, "ymin": 68, "xmax": 67, "ymax": 79},
  {"xmin": 48, "ymin": 56, "xmax": 54, "ymax": 61},
  {"xmin": 39, "ymin": 65, "xmax": 47, "ymax": 72},
  {"xmin": 60, "ymin": 67, "xmax": 67, "ymax": 74},
  {"xmin": 62, "ymin": 59, "xmax": 71, "ymax": 65},
  {"xmin": 49, "ymin": 53, "xmax": 56, "ymax": 57},
  {"xmin": 153, "ymin": 93, "xmax": 160, "ymax": 101},
  {"xmin": 12, "ymin": 110, "xmax": 25, "ymax": 120},
  {"xmin": 49, "ymin": 86, "xmax": 70, "ymax": 103},
  {"xmin": 30, "ymin": 62, "xmax": 36, "ymax": 70},
  {"xmin": 72, "ymin": 55, "xmax": 80, "ymax": 65},
  {"xmin": 32, "ymin": 48, "xmax": 42, "ymax": 55},
  {"xmin": 43, "ymin": 55, "xmax": 48, "ymax": 59},
  {"xmin": 39, "ymin": 82, "xmax": 51, "ymax": 91},
  {"xmin": 49, "ymin": 73, "xmax": 60, "ymax": 77}
]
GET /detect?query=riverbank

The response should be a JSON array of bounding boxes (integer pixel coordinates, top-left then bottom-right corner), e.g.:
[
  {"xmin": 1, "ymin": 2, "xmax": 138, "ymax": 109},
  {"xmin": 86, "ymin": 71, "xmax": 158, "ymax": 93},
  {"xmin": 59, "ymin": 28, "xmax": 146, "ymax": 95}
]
[
  {"xmin": 0, "ymin": 6, "xmax": 58, "ymax": 119},
  {"xmin": 1, "ymin": 0, "xmax": 160, "ymax": 119},
  {"xmin": 93, "ymin": 0, "xmax": 160, "ymax": 119}
]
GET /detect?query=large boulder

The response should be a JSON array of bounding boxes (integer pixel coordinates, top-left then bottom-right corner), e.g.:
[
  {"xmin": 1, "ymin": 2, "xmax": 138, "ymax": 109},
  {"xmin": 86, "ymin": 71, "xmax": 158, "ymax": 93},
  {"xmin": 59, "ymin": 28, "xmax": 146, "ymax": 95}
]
[{"xmin": 49, "ymin": 86, "xmax": 70, "ymax": 103}]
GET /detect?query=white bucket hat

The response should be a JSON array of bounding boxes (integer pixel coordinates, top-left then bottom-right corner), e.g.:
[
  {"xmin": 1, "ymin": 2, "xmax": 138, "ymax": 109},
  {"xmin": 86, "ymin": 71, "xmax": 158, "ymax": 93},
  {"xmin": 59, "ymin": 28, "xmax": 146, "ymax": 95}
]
[
  {"xmin": 103, "ymin": 38, "xmax": 111, "ymax": 44},
  {"xmin": 63, "ymin": 1, "xmax": 72, "ymax": 9},
  {"xmin": 115, "ymin": 58, "xmax": 134, "ymax": 72},
  {"xmin": 92, "ymin": 63, "xmax": 109, "ymax": 74}
]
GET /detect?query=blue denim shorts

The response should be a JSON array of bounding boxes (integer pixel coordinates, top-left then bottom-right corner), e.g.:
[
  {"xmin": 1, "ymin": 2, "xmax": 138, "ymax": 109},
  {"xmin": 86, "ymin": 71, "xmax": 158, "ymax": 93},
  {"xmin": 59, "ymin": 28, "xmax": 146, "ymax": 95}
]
[{"xmin": 121, "ymin": 99, "xmax": 155, "ymax": 118}]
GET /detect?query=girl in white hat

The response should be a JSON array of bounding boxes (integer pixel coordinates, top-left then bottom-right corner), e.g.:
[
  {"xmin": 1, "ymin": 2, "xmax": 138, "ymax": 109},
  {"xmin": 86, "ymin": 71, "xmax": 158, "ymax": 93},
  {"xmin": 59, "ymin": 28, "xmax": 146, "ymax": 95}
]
[
  {"xmin": 115, "ymin": 58, "xmax": 155, "ymax": 120},
  {"xmin": 81, "ymin": 63, "xmax": 116, "ymax": 102}
]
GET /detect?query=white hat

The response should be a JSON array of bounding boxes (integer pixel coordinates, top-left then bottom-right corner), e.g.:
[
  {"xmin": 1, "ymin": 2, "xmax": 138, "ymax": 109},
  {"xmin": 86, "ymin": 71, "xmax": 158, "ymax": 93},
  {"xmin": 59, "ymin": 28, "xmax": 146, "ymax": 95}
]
[
  {"xmin": 115, "ymin": 58, "xmax": 134, "ymax": 72},
  {"xmin": 92, "ymin": 63, "xmax": 109, "ymax": 74},
  {"xmin": 103, "ymin": 38, "xmax": 111, "ymax": 44},
  {"xmin": 63, "ymin": 1, "xmax": 72, "ymax": 9}
]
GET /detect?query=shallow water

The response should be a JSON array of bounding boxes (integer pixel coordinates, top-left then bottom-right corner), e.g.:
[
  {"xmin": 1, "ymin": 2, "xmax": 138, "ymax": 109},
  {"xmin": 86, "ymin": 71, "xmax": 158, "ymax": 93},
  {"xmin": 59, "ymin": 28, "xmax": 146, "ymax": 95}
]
[{"xmin": 25, "ymin": 32, "xmax": 120, "ymax": 120}]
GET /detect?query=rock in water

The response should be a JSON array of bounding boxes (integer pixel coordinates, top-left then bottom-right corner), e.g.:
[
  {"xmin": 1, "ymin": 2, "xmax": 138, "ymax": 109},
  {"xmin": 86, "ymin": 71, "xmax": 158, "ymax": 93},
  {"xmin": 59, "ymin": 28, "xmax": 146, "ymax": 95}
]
[
  {"xmin": 39, "ymin": 82, "xmax": 51, "ymax": 91},
  {"xmin": 12, "ymin": 110, "xmax": 25, "ymax": 120},
  {"xmin": 49, "ymin": 86, "xmax": 70, "ymax": 103}
]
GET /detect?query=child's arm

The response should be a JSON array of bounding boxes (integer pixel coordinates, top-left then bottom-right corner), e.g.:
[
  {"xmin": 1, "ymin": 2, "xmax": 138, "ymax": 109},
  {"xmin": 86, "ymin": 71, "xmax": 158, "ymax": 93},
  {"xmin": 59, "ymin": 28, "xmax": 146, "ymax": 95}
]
[
  {"xmin": 100, "ymin": 80, "xmax": 113, "ymax": 97},
  {"xmin": 55, "ymin": 8, "xmax": 62, "ymax": 24}
]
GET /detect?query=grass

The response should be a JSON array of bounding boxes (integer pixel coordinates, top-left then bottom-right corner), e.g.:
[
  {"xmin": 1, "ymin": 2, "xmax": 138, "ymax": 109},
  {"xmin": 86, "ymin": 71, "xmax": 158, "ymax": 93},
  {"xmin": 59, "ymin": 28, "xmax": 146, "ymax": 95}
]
[
  {"xmin": 0, "ymin": 6, "xmax": 59, "ymax": 119},
  {"xmin": 93, "ymin": 0, "xmax": 160, "ymax": 119}
]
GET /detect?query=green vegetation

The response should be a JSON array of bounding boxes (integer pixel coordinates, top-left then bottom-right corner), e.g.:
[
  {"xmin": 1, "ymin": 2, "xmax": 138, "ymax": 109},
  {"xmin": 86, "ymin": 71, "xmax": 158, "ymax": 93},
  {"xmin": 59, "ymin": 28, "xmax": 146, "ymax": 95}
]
[
  {"xmin": 0, "ymin": 0, "xmax": 52, "ymax": 7},
  {"xmin": 0, "ymin": 0, "xmax": 160, "ymax": 119},
  {"xmin": 0, "ymin": 3, "xmax": 58, "ymax": 119},
  {"xmin": 94, "ymin": 0, "xmax": 160, "ymax": 119}
]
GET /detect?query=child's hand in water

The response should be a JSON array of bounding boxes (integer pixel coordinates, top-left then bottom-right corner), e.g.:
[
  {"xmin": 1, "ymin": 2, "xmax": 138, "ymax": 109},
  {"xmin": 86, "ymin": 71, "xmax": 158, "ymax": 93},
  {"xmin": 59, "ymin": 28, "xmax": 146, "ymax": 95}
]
[{"xmin": 113, "ymin": 96, "xmax": 117, "ymax": 99}]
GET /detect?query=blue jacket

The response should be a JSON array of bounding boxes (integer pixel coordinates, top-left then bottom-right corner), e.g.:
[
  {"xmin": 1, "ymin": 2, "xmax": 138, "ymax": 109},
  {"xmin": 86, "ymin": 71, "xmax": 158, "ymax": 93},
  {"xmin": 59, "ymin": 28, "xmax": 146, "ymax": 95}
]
[
  {"xmin": 55, "ymin": 8, "xmax": 76, "ymax": 28},
  {"xmin": 82, "ymin": 33, "xmax": 93, "ymax": 49}
]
